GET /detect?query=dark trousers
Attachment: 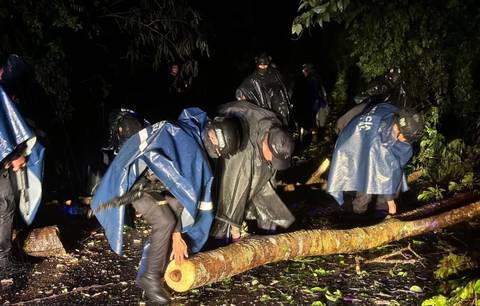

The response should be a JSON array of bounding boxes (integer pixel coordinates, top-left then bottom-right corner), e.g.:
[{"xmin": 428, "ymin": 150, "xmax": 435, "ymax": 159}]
[
  {"xmin": 352, "ymin": 192, "xmax": 395, "ymax": 214},
  {"xmin": 132, "ymin": 192, "xmax": 182, "ymax": 277},
  {"xmin": 0, "ymin": 170, "xmax": 15, "ymax": 261}
]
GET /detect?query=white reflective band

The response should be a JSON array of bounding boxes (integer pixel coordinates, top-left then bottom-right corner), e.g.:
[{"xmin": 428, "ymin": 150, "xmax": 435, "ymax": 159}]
[
  {"xmin": 138, "ymin": 129, "xmax": 148, "ymax": 151},
  {"xmin": 199, "ymin": 201, "xmax": 213, "ymax": 211}
]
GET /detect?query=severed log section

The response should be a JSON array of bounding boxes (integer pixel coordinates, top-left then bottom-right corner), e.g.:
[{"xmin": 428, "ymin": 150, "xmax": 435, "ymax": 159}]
[
  {"xmin": 23, "ymin": 226, "xmax": 67, "ymax": 257},
  {"xmin": 165, "ymin": 199, "xmax": 480, "ymax": 292}
]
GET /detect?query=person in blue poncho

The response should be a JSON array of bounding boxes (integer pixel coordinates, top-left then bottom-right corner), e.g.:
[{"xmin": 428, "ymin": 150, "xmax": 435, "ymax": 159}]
[
  {"xmin": 0, "ymin": 54, "xmax": 45, "ymax": 278},
  {"xmin": 327, "ymin": 102, "xmax": 423, "ymax": 217},
  {"xmin": 91, "ymin": 108, "xmax": 241, "ymax": 304}
]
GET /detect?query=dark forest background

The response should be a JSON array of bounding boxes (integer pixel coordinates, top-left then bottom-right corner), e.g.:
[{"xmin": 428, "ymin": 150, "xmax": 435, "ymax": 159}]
[{"xmin": 1, "ymin": 0, "xmax": 479, "ymax": 200}]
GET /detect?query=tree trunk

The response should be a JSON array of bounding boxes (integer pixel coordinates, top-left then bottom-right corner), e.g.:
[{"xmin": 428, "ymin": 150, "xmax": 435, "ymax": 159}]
[
  {"xmin": 397, "ymin": 192, "xmax": 478, "ymax": 219},
  {"xmin": 165, "ymin": 199, "xmax": 480, "ymax": 292}
]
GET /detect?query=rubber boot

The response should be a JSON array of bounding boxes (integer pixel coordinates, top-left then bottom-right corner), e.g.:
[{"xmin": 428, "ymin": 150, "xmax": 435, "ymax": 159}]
[
  {"xmin": 133, "ymin": 194, "xmax": 175, "ymax": 304},
  {"xmin": 136, "ymin": 272, "xmax": 171, "ymax": 304}
]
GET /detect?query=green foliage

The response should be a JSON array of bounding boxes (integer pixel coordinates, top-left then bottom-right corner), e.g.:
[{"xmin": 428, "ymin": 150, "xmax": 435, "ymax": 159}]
[
  {"xmin": 421, "ymin": 295, "xmax": 448, "ymax": 306},
  {"xmin": 415, "ymin": 106, "xmax": 480, "ymax": 196},
  {"xmin": 416, "ymin": 107, "xmax": 444, "ymax": 176},
  {"xmin": 448, "ymin": 173, "xmax": 474, "ymax": 193},
  {"xmin": 422, "ymin": 252, "xmax": 480, "ymax": 305},
  {"xmin": 410, "ymin": 285, "xmax": 423, "ymax": 293},
  {"xmin": 292, "ymin": 0, "xmax": 350, "ymax": 33},
  {"xmin": 422, "ymin": 279, "xmax": 480, "ymax": 306},
  {"xmin": 417, "ymin": 134, "xmax": 480, "ymax": 195},
  {"xmin": 293, "ymin": 0, "xmax": 480, "ymax": 137},
  {"xmin": 313, "ymin": 267, "xmax": 335, "ymax": 277},
  {"xmin": 434, "ymin": 253, "xmax": 476, "ymax": 280},
  {"xmin": 324, "ymin": 288, "xmax": 342, "ymax": 302},
  {"xmin": 259, "ymin": 294, "xmax": 272, "ymax": 302},
  {"xmin": 389, "ymin": 268, "xmax": 408, "ymax": 277},
  {"xmin": 417, "ymin": 185, "xmax": 445, "ymax": 202}
]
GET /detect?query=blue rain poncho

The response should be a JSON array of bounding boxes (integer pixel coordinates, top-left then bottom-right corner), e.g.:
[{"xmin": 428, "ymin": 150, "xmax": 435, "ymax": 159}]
[
  {"xmin": 0, "ymin": 85, "xmax": 45, "ymax": 225},
  {"xmin": 91, "ymin": 108, "xmax": 214, "ymax": 255},
  {"xmin": 327, "ymin": 103, "xmax": 413, "ymax": 205}
]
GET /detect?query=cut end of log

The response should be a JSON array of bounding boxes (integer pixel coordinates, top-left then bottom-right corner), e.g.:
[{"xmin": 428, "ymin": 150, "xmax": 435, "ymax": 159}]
[
  {"xmin": 165, "ymin": 260, "xmax": 196, "ymax": 292},
  {"xmin": 170, "ymin": 270, "xmax": 182, "ymax": 282},
  {"xmin": 23, "ymin": 226, "xmax": 67, "ymax": 257}
]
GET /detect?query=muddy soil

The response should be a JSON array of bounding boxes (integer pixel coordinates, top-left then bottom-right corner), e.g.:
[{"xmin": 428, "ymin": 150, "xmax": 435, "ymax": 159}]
[{"xmin": 1, "ymin": 144, "xmax": 479, "ymax": 305}]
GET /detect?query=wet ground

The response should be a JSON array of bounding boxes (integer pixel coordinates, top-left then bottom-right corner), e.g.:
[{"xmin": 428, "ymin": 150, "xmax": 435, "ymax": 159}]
[{"xmin": 1, "ymin": 143, "xmax": 479, "ymax": 305}]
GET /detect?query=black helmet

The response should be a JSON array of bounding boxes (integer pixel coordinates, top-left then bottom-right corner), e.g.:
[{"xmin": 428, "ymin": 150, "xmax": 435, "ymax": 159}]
[
  {"xmin": 205, "ymin": 116, "xmax": 241, "ymax": 158},
  {"xmin": 395, "ymin": 109, "xmax": 424, "ymax": 143},
  {"xmin": 385, "ymin": 67, "xmax": 402, "ymax": 86},
  {"xmin": 255, "ymin": 53, "xmax": 271, "ymax": 66},
  {"xmin": 302, "ymin": 62, "xmax": 314, "ymax": 71},
  {"xmin": 118, "ymin": 114, "xmax": 143, "ymax": 139},
  {"xmin": 105, "ymin": 108, "xmax": 146, "ymax": 152}
]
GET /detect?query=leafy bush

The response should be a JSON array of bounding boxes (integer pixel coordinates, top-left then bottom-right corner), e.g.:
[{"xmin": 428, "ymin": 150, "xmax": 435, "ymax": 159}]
[
  {"xmin": 414, "ymin": 107, "xmax": 479, "ymax": 200},
  {"xmin": 421, "ymin": 252, "xmax": 480, "ymax": 306}
]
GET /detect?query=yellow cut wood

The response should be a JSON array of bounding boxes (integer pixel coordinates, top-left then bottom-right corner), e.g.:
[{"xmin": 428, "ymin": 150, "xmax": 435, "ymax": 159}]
[
  {"xmin": 305, "ymin": 158, "xmax": 330, "ymax": 185},
  {"xmin": 166, "ymin": 199, "xmax": 480, "ymax": 292}
]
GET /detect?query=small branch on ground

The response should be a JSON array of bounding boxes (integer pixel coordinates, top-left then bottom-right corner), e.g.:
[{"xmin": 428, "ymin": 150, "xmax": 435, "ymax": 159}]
[{"xmin": 355, "ymin": 244, "xmax": 422, "ymax": 273}]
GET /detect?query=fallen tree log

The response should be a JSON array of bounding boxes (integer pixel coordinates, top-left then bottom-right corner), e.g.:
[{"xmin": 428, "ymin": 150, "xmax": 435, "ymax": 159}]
[
  {"xmin": 397, "ymin": 191, "xmax": 479, "ymax": 220},
  {"xmin": 165, "ymin": 199, "xmax": 480, "ymax": 292}
]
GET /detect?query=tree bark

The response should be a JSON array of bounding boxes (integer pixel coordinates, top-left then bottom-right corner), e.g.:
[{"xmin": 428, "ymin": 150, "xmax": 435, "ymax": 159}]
[
  {"xmin": 397, "ymin": 192, "xmax": 478, "ymax": 219},
  {"xmin": 23, "ymin": 226, "xmax": 66, "ymax": 257},
  {"xmin": 165, "ymin": 199, "xmax": 480, "ymax": 292}
]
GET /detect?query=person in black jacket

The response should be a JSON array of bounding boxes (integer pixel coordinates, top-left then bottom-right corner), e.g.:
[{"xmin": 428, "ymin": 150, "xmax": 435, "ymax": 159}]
[
  {"xmin": 291, "ymin": 63, "xmax": 328, "ymax": 144},
  {"xmin": 236, "ymin": 53, "xmax": 292, "ymax": 126},
  {"xmin": 210, "ymin": 101, "xmax": 295, "ymax": 242}
]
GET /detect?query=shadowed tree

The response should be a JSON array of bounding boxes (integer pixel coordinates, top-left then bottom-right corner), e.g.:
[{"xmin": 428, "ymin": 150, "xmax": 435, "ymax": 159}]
[
  {"xmin": 0, "ymin": 0, "xmax": 209, "ymax": 117},
  {"xmin": 292, "ymin": 0, "xmax": 480, "ymax": 138},
  {"xmin": 291, "ymin": 0, "xmax": 480, "ymax": 200},
  {"xmin": 0, "ymin": 0, "xmax": 210, "ymax": 195}
]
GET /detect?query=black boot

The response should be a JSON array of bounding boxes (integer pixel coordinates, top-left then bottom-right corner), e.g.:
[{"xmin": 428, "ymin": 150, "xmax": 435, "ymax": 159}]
[
  {"xmin": 132, "ymin": 194, "xmax": 176, "ymax": 304},
  {"xmin": 136, "ymin": 272, "xmax": 171, "ymax": 304}
]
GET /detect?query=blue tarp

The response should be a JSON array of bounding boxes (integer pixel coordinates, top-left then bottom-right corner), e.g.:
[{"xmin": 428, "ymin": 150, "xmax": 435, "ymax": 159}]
[
  {"xmin": 327, "ymin": 103, "xmax": 412, "ymax": 205},
  {"xmin": 91, "ymin": 108, "xmax": 214, "ymax": 255},
  {"xmin": 0, "ymin": 85, "xmax": 45, "ymax": 225}
]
